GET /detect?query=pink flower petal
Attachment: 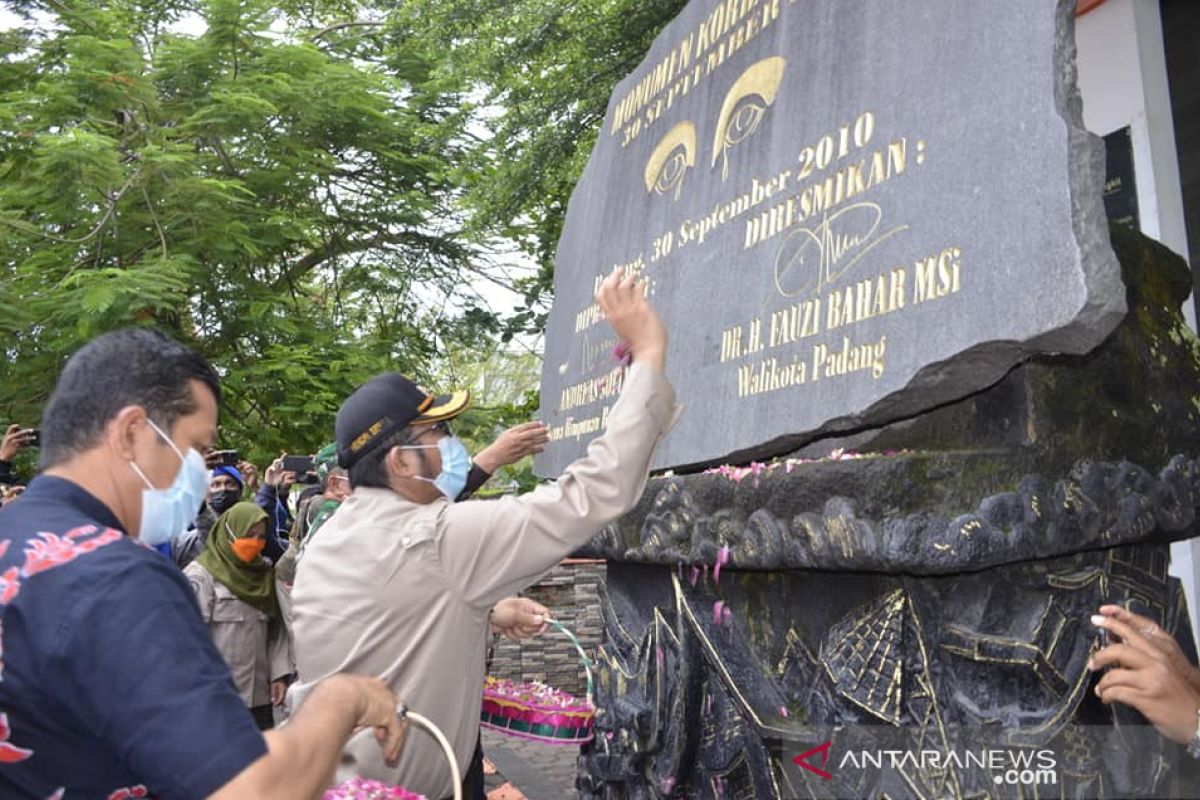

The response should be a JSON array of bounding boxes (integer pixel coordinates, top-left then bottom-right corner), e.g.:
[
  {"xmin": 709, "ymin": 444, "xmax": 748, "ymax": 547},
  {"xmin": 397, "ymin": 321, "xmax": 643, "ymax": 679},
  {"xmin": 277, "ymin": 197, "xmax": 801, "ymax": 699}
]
[
  {"xmin": 713, "ymin": 545, "xmax": 730, "ymax": 584},
  {"xmin": 712, "ymin": 601, "xmax": 724, "ymax": 626}
]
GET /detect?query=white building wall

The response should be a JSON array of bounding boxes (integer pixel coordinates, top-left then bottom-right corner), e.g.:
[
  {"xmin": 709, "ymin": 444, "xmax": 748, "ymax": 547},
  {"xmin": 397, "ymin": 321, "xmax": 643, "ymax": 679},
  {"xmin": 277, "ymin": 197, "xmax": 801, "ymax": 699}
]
[{"xmin": 1076, "ymin": 0, "xmax": 1198, "ymax": 643}]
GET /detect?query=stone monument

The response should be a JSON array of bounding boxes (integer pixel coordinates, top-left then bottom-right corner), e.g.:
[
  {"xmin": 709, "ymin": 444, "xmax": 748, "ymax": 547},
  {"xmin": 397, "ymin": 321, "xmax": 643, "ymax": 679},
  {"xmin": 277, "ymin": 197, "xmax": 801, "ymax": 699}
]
[
  {"xmin": 538, "ymin": 0, "xmax": 1124, "ymax": 475},
  {"xmin": 534, "ymin": 0, "xmax": 1200, "ymax": 797}
]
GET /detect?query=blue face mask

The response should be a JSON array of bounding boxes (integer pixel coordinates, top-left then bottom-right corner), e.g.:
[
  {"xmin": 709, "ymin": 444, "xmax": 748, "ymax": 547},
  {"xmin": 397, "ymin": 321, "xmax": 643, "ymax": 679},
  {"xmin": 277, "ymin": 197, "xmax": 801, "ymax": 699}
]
[
  {"xmin": 128, "ymin": 419, "xmax": 209, "ymax": 546},
  {"xmin": 400, "ymin": 434, "xmax": 472, "ymax": 501}
]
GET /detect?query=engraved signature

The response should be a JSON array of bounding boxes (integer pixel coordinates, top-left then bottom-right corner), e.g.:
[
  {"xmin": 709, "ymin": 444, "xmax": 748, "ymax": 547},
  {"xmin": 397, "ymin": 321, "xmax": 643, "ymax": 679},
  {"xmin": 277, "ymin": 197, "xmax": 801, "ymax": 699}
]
[{"xmin": 772, "ymin": 202, "xmax": 909, "ymax": 298}]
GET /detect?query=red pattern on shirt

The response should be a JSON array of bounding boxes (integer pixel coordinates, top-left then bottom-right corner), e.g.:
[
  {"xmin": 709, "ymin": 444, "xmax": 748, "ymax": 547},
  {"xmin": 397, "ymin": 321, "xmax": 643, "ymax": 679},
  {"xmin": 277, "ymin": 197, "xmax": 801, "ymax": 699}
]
[
  {"xmin": 107, "ymin": 785, "xmax": 149, "ymax": 800},
  {"xmin": 21, "ymin": 526, "xmax": 123, "ymax": 577},
  {"xmin": 0, "ymin": 566, "xmax": 18, "ymax": 606},
  {"xmin": 0, "ymin": 525, "xmax": 124, "ymax": 770},
  {"xmin": 0, "ymin": 712, "xmax": 33, "ymax": 763}
]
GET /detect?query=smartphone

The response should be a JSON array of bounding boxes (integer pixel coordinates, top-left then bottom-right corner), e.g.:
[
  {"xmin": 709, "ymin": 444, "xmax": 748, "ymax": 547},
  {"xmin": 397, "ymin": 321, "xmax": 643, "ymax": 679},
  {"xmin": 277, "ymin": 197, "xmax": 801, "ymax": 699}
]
[
  {"xmin": 211, "ymin": 449, "xmax": 240, "ymax": 467},
  {"xmin": 21, "ymin": 429, "xmax": 40, "ymax": 447},
  {"xmin": 282, "ymin": 455, "xmax": 315, "ymax": 474}
]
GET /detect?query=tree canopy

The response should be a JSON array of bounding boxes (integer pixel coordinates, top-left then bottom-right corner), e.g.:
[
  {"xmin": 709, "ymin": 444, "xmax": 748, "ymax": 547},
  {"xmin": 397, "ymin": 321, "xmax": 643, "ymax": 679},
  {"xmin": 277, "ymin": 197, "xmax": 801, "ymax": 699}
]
[{"xmin": 0, "ymin": 0, "xmax": 679, "ymax": 468}]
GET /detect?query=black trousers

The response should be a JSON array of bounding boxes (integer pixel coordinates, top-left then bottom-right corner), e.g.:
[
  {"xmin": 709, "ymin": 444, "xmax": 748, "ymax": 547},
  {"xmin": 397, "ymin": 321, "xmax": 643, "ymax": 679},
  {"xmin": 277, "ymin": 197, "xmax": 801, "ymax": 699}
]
[{"xmin": 250, "ymin": 704, "xmax": 274, "ymax": 731}]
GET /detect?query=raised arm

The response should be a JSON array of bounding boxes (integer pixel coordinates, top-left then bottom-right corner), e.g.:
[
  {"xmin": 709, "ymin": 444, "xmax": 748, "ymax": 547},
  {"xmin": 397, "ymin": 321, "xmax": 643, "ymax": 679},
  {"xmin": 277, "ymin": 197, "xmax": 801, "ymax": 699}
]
[{"xmin": 441, "ymin": 266, "xmax": 678, "ymax": 607}]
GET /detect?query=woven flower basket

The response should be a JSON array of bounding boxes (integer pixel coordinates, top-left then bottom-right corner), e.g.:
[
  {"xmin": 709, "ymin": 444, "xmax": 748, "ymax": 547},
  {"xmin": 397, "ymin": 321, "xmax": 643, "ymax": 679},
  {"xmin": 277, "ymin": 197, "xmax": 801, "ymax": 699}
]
[{"xmin": 480, "ymin": 619, "xmax": 595, "ymax": 745}]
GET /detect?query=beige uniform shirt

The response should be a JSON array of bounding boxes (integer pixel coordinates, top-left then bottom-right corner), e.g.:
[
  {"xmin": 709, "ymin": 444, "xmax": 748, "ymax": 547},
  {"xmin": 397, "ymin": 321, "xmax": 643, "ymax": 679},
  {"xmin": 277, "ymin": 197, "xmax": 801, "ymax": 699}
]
[
  {"xmin": 185, "ymin": 561, "xmax": 292, "ymax": 708},
  {"xmin": 292, "ymin": 362, "xmax": 679, "ymax": 799}
]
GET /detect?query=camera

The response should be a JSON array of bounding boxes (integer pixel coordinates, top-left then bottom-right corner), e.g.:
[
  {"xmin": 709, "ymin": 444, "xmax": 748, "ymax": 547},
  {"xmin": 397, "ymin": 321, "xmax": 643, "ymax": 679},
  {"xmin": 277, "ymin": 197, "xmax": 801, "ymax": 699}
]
[{"xmin": 21, "ymin": 429, "xmax": 40, "ymax": 447}]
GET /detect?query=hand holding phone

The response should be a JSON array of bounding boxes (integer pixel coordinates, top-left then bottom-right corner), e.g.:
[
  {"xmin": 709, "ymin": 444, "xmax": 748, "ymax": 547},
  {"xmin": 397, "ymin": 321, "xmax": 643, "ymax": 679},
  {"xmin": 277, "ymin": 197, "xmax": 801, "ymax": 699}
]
[
  {"xmin": 282, "ymin": 455, "xmax": 315, "ymax": 474},
  {"xmin": 209, "ymin": 449, "xmax": 240, "ymax": 468}
]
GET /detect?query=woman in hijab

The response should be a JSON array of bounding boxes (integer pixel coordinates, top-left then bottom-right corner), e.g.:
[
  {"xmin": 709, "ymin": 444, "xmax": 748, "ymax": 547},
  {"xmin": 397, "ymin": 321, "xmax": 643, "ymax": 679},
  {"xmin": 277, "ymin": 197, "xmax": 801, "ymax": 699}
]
[{"xmin": 184, "ymin": 501, "xmax": 292, "ymax": 730}]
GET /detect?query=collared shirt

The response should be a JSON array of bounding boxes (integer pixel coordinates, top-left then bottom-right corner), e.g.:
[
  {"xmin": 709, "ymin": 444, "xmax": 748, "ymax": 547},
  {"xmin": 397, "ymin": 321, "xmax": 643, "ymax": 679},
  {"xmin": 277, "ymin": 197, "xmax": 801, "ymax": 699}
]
[
  {"xmin": 185, "ymin": 562, "xmax": 292, "ymax": 708},
  {"xmin": 0, "ymin": 476, "xmax": 266, "ymax": 799},
  {"xmin": 293, "ymin": 361, "xmax": 680, "ymax": 799}
]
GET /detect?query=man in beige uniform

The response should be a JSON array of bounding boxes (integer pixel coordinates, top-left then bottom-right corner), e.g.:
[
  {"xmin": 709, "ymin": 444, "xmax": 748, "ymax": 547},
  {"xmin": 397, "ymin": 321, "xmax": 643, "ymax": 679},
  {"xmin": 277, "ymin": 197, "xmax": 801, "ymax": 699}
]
[{"xmin": 292, "ymin": 266, "xmax": 679, "ymax": 799}]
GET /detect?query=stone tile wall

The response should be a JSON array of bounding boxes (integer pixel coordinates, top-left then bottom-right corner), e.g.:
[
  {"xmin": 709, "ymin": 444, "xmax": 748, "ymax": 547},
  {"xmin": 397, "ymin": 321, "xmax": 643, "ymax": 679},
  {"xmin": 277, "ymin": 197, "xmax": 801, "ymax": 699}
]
[{"xmin": 488, "ymin": 559, "xmax": 606, "ymax": 698}]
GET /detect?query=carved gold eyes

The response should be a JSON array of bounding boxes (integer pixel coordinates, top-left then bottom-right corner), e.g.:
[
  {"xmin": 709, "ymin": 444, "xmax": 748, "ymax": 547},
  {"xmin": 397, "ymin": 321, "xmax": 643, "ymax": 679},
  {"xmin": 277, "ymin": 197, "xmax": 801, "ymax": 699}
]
[
  {"xmin": 643, "ymin": 57, "xmax": 787, "ymax": 201},
  {"xmin": 644, "ymin": 121, "xmax": 697, "ymax": 201},
  {"xmin": 713, "ymin": 57, "xmax": 786, "ymax": 181}
]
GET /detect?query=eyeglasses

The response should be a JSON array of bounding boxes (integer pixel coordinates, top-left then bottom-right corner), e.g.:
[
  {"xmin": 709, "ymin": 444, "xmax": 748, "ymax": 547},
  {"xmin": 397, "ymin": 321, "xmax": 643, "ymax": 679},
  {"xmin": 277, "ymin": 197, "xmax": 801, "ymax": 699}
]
[{"xmin": 400, "ymin": 420, "xmax": 452, "ymax": 446}]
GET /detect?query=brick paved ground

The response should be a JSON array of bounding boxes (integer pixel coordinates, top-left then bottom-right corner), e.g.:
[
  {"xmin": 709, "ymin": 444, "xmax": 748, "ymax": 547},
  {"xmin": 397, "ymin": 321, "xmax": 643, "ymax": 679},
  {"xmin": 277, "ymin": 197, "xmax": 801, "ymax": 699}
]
[{"xmin": 483, "ymin": 727, "xmax": 581, "ymax": 799}]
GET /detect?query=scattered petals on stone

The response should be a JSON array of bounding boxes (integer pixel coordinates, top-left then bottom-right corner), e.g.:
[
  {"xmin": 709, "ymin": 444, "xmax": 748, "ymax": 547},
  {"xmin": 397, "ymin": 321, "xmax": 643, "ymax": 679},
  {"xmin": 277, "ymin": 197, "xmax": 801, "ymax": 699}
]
[
  {"xmin": 702, "ymin": 449, "xmax": 911, "ymax": 482},
  {"xmin": 713, "ymin": 545, "xmax": 730, "ymax": 584}
]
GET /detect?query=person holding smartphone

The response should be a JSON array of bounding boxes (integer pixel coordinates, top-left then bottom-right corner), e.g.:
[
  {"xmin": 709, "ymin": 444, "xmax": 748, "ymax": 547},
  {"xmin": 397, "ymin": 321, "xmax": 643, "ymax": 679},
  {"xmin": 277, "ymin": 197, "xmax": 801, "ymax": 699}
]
[
  {"xmin": 0, "ymin": 424, "xmax": 36, "ymax": 486},
  {"xmin": 256, "ymin": 454, "xmax": 301, "ymax": 562}
]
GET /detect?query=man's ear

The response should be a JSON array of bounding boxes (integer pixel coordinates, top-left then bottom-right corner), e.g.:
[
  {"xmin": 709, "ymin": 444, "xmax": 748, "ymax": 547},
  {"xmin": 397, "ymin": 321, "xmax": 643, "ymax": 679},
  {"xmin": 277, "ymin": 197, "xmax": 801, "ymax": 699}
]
[
  {"xmin": 384, "ymin": 445, "xmax": 413, "ymax": 479},
  {"xmin": 107, "ymin": 405, "xmax": 149, "ymax": 461}
]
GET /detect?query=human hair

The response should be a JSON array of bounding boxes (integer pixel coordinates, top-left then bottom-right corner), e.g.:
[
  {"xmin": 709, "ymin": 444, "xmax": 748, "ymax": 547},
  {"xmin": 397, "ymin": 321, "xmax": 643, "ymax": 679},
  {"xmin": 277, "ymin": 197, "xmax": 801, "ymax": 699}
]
[
  {"xmin": 39, "ymin": 328, "xmax": 221, "ymax": 469},
  {"xmin": 321, "ymin": 466, "xmax": 348, "ymax": 492},
  {"xmin": 348, "ymin": 427, "xmax": 418, "ymax": 490}
]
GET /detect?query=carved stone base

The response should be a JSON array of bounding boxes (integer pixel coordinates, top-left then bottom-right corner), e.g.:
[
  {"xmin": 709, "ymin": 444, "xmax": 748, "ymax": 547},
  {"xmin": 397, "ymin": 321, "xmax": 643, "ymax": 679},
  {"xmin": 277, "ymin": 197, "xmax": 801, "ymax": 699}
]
[{"xmin": 581, "ymin": 542, "xmax": 1199, "ymax": 799}]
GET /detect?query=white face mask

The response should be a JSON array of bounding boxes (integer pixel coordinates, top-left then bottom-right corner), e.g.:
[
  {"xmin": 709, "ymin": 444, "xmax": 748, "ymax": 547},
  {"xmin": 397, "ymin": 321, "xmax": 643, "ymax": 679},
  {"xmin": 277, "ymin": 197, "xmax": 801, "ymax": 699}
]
[{"xmin": 128, "ymin": 418, "xmax": 208, "ymax": 546}]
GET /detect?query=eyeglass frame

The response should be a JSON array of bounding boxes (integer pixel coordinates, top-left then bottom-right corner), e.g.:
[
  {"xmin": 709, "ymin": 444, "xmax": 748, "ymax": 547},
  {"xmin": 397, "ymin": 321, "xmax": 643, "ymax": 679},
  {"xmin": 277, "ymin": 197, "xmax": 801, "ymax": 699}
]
[{"xmin": 399, "ymin": 420, "xmax": 453, "ymax": 447}]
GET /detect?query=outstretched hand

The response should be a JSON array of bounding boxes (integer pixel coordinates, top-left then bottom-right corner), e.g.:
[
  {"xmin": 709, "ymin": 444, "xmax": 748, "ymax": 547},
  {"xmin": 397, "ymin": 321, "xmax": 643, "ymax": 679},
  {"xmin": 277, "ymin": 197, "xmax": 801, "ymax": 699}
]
[
  {"xmin": 1090, "ymin": 610, "xmax": 1200, "ymax": 743},
  {"xmin": 473, "ymin": 421, "xmax": 550, "ymax": 474},
  {"xmin": 596, "ymin": 265, "xmax": 667, "ymax": 372},
  {"xmin": 1097, "ymin": 604, "xmax": 1200, "ymax": 693}
]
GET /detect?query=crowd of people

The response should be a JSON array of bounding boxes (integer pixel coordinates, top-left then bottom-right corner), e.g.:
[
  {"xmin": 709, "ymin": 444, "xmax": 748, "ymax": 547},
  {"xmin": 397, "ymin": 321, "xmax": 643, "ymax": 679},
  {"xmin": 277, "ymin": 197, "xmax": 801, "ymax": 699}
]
[
  {"xmin": 1, "ymin": 366, "xmax": 559, "ymax": 754},
  {"xmin": 0, "ymin": 266, "xmax": 678, "ymax": 799},
  {"xmin": 1, "ymin": 266, "xmax": 1199, "ymax": 798}
]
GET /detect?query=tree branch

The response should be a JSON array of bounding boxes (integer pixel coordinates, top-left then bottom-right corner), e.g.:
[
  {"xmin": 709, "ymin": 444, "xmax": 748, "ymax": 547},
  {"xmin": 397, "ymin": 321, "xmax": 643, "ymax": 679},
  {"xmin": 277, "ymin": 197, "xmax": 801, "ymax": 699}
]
[
  {"xmin": 289, "ymin": 229, "xmax": 467, "ymax": 276},
  {"xmin": 208, "ymin": 136, "xmax": 241, "ymax": 178},
  {"xmin": 141, "ymin": 186, "xmax": 167, "ymax": 259},
  {"xmin": 312, "ymin": 21, "xmax": 384, "ymax": 42},
  {"xmin": 0, "ymin": 169, "xmax": 141, "ymax": 245}
]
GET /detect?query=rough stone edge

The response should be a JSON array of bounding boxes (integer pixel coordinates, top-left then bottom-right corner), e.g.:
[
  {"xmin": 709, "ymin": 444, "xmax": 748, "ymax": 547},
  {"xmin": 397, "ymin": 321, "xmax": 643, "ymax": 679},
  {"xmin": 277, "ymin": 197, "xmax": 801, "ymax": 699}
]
[{"xmin": 580, "ymin": 452, "xmax": 1200, "ymax": 575}]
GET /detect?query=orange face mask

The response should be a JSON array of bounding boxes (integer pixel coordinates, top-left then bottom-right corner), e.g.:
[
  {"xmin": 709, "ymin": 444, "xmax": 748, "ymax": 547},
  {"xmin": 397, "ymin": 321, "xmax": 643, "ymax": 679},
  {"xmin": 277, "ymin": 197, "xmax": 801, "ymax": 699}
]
[{"xmin": 232, "ymin": 537, "xmax": 266, "ymax": 564}]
